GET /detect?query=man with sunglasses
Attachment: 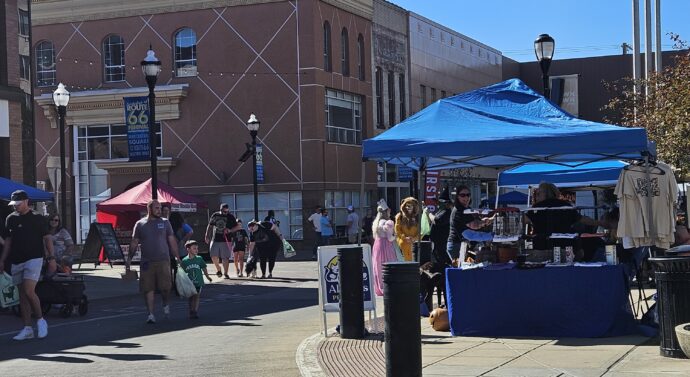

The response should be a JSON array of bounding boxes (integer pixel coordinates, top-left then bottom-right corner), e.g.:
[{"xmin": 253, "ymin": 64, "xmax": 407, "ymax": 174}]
[{"xmin": 0, "ymin": 190, "xmax": 56, "ymax": 340}]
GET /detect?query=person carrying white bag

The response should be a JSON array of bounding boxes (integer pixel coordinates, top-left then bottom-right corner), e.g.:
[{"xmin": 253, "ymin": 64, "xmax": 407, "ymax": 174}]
[{"xmin": 178, "ymin": 240, "xmax": 212, "ymax": 319}]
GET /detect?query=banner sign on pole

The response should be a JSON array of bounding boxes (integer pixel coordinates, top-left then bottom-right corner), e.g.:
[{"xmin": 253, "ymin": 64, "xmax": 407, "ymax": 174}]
[
  {"xmin": 424, "ymin": 170, "xmax": 441, "ymax": 212},
  {"xmin": 398, "ymin": 166, "xmax": 414, "ymax": 182},
  {"xmin": 256, "ymin": 143, "xmax": 264, "ymax": 183},
  {"xmin": 124, "ymin": 96, "xmax": 150, "ymax": 162}
]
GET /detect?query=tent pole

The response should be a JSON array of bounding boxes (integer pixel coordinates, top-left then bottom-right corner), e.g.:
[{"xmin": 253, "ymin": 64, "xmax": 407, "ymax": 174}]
[
  {"xmin": 358, "ymin": 160, "xmax": 366, "ymax": 245},
  {"xmin": 494, "ymin": 181, "xmax": 500, "ymax": 209}
]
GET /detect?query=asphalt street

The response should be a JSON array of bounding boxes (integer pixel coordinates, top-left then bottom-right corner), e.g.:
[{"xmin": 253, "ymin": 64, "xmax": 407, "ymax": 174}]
[{"xmin": 0, "ymin": 261, "xmax": 324, "ymax": 377}]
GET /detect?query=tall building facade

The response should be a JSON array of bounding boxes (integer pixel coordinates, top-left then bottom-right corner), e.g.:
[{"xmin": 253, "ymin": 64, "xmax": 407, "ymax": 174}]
[
  {"xmin": 31, "ymin": 0, "xmax": 376, "ymax": 247},
  {"xmin": 0, "ymin": 0, "xmax": 34, "ymax": 185}
]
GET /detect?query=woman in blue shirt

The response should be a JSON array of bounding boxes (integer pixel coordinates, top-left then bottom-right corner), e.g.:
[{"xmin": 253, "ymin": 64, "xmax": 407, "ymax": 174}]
[{"xmin": 320, "ymin": 209, "xmax": 334, "ymax": 245}]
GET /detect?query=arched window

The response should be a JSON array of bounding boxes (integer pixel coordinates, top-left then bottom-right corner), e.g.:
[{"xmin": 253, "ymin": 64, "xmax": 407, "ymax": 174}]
[
  {"xmin": 174, "ymin": 28, "xmax": 197, "ymax": 77},
  {"xmin": 375, "ymin": 66, "xmax": 383, "ymax": 129},
  {"xmin": 323, "ymin": 21, "xmax": 332, "ymax": 72},
  {"xmin": 35, "ymin": 40, "xmax": 56, "ymax": 87},
  {"xmin": 103, "ymin": 35, "xmax": 125, "ymax": 82},
  {"xmin": 341, "ymin": 28, "xmax": 349, "ymax": 76},
  {"xmin": 357, "ymin": 34, "xmax": 365, "ymax": 80}
]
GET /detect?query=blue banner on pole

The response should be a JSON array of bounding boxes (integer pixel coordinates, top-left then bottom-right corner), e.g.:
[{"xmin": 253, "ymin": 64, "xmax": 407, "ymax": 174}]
[
  {"xmin": 124, "ymin": 96, "xmax": 150, "ymax": 162},
  {"xmin": 256, "ymin": 143, "xmax": 264, "ymax": 183},
  {"xmin": 398, "ymin": 166, "xmax": 414, "ymax": 182}
]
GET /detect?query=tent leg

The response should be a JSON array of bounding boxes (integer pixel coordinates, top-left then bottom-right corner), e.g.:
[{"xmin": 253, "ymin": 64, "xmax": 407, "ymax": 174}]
[{"xmin": 494, "ymin": 181, "xmax": 500, "ymax": 209}]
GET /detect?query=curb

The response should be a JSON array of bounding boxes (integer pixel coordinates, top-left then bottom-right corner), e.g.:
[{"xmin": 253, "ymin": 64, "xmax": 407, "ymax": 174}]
[{"xmin": 296, "ymin": 332, "xmax": 328, "ymax": 377}]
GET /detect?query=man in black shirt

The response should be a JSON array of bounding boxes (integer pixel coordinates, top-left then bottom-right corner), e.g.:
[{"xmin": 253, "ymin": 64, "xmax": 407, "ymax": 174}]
[
  {"xmin": 0, "ymin": 190, "xmax": 55, "ymax": 340},
  {"xmin": 205, "ymin": 203, "xmax": 241, "ymax": 279}
]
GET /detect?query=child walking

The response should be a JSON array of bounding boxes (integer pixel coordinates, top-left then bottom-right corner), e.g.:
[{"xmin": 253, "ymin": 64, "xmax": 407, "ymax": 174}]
[
  {"xmin": 180, "ymin": 240, "xmax": 212, "ymax": 319},
  {"xmin": 232, "ymin": 219, "xmax": 248, "ymax": 277}
]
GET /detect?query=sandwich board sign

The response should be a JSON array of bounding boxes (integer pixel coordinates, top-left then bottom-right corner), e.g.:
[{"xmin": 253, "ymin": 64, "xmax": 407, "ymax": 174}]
[{"xmin": 316, "ymin": 244, "xmax": 376, "ymax": 336}]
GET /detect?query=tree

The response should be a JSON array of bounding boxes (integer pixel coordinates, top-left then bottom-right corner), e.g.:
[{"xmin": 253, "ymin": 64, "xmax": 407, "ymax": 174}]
[{"xmin": 603, "ymin": 34, "xmax": 690, "ymax": 179}]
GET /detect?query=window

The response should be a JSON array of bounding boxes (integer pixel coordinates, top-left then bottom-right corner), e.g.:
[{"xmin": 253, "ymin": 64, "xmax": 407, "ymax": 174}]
[
  {"xmin": 420, "ymin": 84, "xmax": 426, "ymax": 108},
  {"xmin": 441, "ymin": 90, "xmax": 446, "ymax": 98},
  {"xmin": 357, "ymin": 34, "xmax": 365, "ymax": 80},
  {"xmin": 431, "ymin": 88, "xmax": 436, "ymax": 102},
  {"xmin": 323, "ymin": 22, "xmax": 332, "ymax": 72},
  {"xmin": 399, "ymin": 74, "xmax": 406, "ymax": 120},
  {"xmin": 19, "ymin": 56, "xmax": 30, "ymax": 80},
  {"xmin": 341, "ymin": 28, "xmax": 349, "ymax": 76},
  {"xmin": 325, "ymin": 89, "xmax": 362, "ymax": 145},
  {"xmin": 221, "ymin": 192, "xmax": 303, "ymax": 240},
  {"xmin": 18, "ymin": 9, "xmax": 29, "ymax": 36},
  {"xmin": 387, "ymin": 71, "xmax": 395, "ymax": 127},
  {"xmin": 375, "ymin": 67, "xmax": 383, "ymax": 129},
  {"xmin": 103, "ymin": 35, "xmax": 125, "ymax": 82},
  {"xmin": 324, "ymin": 191, "xmax": 372, "ymax": 229},
  {"xmin": 35, "ymin": 41, "xmax": 56, "ymax": 87},
  {"xmin": 75, "ymin": 124, "xmax": 162, "ymax": 241},
  {"xmin": 174, "ymin": 28, "xmax": 197, "ymax": 77}
]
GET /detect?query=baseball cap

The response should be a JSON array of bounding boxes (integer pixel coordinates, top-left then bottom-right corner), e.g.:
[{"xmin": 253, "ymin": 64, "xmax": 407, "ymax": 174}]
[
  {"xmin": 347, "ymin": 205, "xmax": 354, "ymax": 211},
  {"xmin": 220, "ymin": 203, "xmax": 229, "ymax": 210},
  {"xmin": 184, "ymin": 240, "xmax": 199, "ymax": 248},
  {"xmin": 8, "ymin": 190, "xmax": 28, "ymax": 205}
]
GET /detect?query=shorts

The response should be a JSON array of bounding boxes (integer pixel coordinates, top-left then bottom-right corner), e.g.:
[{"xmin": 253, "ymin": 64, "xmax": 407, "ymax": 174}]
[
  {"xmin": 209, "ymin": 241, "xmax": 233, "ymax": 259},
  {"xmin": 11, "ymin": 258, "xmax": 43, "ymax": 285},
  {"xmin": 139, "ymin": 260, "xmax": 172, "ymax": 293}
]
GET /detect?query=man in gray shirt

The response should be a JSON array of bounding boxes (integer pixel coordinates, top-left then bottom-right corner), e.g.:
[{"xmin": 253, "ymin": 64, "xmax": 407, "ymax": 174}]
[{"xmin": 126, "ymin": 200, "xmax": 180, "ymax": 324}]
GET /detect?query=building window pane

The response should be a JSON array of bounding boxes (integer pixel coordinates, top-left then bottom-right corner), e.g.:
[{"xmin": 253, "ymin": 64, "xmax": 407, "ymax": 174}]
[
  {"xmin": 399, "ymin": 73, "xmax": 406, "ymax": 121},
  {"xmin": 341, "ymin": 28, "xmax": 350, "ymax": 77},
  {"xmin": 387, "ymin": 71, "xmax": 395, "ymax": 127},
  {"xmin": 35, "ymin": 41, "xmax": 56, "ymax": 87},
  {"xmin": 323, "ymin": 22, "xmax": 332, "ymax": 72},
  {"xmin": 18, "ymin": 9, "xmax": 29, "ymax": 36},
  {"xmin": 219, "ymin": 192, "xmax": 303, "ymax": 240},
  {"xmin": 174, "ymin": 28, "xmax": 197, "ymax": 77},
  {"xmin": 431, "ymin": 88, "xmax": 436, "ymax": 102},
  {"xmin": 420, "ymin": 84, "xmax": 426, "ymax": 109},
  {"xmin": 441, "ymin": 90, "xmax": 447, "ymax": 98},
  {"xmin": 103, "ymin": 35, "xmax": 125, "ymax": 82},
  {"xmin": 325, "ymin": 89, "xmax": 362, "ymax": 145},
  {"xmin": 357, "ymin": 34, "xmax": 365, "ymax": 80},
  {"xmin": 375, "ymin": 67, "xmax": 383, "ymax": 129},
  {"xmin": 19, "ymin": 56, "xmax": 30, "ymax": 80}
]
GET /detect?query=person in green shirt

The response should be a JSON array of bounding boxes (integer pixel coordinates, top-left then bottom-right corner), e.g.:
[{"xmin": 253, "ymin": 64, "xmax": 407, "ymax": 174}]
[{"xmin": 180, "ymin": 240, "xmax": 212, "ymax": 319}]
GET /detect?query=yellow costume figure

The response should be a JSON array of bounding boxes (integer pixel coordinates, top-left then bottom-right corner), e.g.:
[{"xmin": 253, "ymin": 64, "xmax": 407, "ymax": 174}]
[{"xmin": 395, "ymin": 197, "xmax": 420, "ymax": 261}]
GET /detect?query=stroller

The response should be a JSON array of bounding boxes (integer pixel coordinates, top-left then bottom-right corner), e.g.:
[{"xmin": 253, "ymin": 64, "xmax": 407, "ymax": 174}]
[{"xmin": 12, "ymin": 274, "xmax": 88, "ymax": 318}]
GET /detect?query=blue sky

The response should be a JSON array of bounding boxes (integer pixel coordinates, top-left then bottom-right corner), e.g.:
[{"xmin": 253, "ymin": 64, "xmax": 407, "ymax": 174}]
[{"xmin": 389, "ymin": 0, "xmax": 690, "ymax": 62}]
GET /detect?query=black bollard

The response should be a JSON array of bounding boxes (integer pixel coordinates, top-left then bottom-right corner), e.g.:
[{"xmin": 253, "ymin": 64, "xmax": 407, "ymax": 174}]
[
  {"xmin": 338, "ymin": 246, "xmax": 365, "ymax": 339},
  {"xmin": 383, "ymin": 262, "xmax": 422, "ymax": 377}
]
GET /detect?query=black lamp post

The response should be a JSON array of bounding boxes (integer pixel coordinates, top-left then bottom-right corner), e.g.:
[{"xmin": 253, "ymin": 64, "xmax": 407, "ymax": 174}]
[
  {"xmin": 141, "ymin": 47, "xmax": 161, "ymax": 199},
  {"xmin": 52, "ymin": 83, "xmax": 70, "ymax": 221},
  {"xmin": 247, "ymin": 114, "xmax": 260, "ymax": 221},
  {"xmin": 534, "ymin": 34, "xmax": 555, "ymax": 99}
]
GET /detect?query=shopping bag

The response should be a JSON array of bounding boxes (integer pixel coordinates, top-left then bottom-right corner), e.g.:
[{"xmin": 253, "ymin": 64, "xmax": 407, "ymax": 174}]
[
  {"xmin": 0, "ymin": 272, "xmax": 20, "ymax": 308},
  {"xmin": 175, "ymin": 268, "xmax": 197, "ymax": 298},
  {"xmin": 282, "ymin": 239, "xmax": 296, "ymax": 259},
  {"xmin": 420, "ymin": 208, "xmax": 431, "ymax": 237}
]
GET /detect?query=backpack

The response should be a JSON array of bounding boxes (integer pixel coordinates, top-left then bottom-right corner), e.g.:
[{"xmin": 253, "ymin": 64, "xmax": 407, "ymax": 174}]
[{"xmin": 254, "ymin": 223, "xmax": 279, "ymax": 246}]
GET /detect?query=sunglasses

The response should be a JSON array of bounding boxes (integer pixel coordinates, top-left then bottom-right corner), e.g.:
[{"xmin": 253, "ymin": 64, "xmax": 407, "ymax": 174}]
[{"xmin": 458, "ymin": 193, "xmax": 471, "ymax": 198}]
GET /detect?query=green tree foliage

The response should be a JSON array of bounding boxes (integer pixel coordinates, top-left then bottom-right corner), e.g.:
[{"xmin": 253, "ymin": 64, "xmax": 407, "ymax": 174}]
[{"xmin": 603, "ymin": 34, "xmax": 690, "ymax": 179}]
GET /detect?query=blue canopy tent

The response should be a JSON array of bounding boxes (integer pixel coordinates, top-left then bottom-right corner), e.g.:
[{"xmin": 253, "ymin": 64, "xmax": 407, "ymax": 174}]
[
  {"xmin": 481, "ymin": 191, "xmax": 529, "ymax": 207},
  {"xmin": 498, "ymin": 160, "xmax": 627, "ymax": 189},
  {"xmin": 362, "ymin": 79, "xmax": 648, "ymax": 170},
  {"xmin": 0, "ymin": 176, "xmax": 54, "ymax": 202}
]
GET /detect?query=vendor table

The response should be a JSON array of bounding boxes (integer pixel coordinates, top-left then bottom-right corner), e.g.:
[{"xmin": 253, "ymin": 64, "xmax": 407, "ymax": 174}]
[{"xmin": 446, "ymin": 265, "xmax": 639, "ymax": 338}]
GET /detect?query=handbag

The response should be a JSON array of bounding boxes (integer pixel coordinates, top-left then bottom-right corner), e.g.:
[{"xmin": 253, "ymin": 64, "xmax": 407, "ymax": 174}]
[
  {"xmin": 0, "ymin": 272, "xmax": 20, "ymax": 308},
  {"xmin": 282, "ymin": 239, "xmax": 296, "ymax": 258},
  {"xmin": 175, "ymin": 268, "xmax": 198, "ymax": 298}
]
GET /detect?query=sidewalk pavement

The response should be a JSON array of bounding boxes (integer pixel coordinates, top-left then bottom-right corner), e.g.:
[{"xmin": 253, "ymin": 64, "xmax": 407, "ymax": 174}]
[{"xmin": 301, "ymin": 292, "xmax": 690, "ymax": 377}]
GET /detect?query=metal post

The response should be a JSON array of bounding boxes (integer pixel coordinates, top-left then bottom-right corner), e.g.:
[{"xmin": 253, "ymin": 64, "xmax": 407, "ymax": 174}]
[
  {"xmin": 383, "ymin": 261, "xmax": 421, "ymax": 377},
  {"xmin": 654, "ymin": 0, "xmax": 662, "ymax": 72},
  {"xmin": 251, "ymin": 130, "xmax": 259, "ymax": 221},
  {"xmin": 541, "ymin": 72, "xmax": 550, "ymax": 100},
  {"xmin": 57, "ymin": 105, "xmax": 67, "ymax": 220},
  {"xmin": 146, "ymin": 76, "xmax": 158, "ymax": 200},
  {"xmin": 338, "ymin": 246, "xmax": 365, "ymax": 339}
]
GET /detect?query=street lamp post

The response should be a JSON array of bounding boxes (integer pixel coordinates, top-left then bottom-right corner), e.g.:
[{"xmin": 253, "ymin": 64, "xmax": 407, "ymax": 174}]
[
  {"xmin": 141, "ymin": 47, "xmax": 161, "ymax": 199},
  {"xmin": 247, "ymin": 114, "xmax": 260, "ymax": 221},
  {"xmin": 52, "ymin": 83, "xmax": 70, "ymax": 221},
  {"xmin": 534, "ymin": 34, "xmax": 555, "ymax": 99}
]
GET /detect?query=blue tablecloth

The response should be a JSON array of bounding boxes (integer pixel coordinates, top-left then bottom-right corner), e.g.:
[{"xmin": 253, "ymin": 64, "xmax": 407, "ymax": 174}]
[{"xmin": 446, "ymin": 265, "xmax": 639, "ymax": 338}]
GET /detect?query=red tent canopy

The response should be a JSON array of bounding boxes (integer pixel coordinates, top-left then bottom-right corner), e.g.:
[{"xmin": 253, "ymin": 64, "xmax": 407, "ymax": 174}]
[{"xmin": 96, "ymin": 178, "xmax": 207, "ymax": 213}]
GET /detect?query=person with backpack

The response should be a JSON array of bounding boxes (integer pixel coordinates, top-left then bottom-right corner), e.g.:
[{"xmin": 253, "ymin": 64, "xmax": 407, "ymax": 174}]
[{"xmin": 247, "ymin": 220, "xmax": 283, "ymax": 279}]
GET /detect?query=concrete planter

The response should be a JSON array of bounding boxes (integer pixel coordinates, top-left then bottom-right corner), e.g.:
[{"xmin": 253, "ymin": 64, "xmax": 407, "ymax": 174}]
[{"xmin": 675, "ymin": 323, "xmax": 690, "ymax": 358}]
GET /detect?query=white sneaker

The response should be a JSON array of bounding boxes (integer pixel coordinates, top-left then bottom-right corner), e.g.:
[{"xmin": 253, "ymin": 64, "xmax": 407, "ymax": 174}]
[
  {"xmin": 146, "ymin": 314, "xmax": 156, "ymax": 324},
  {"xmin": 13, "ymin": 327, "xmax": 34, "ymax": 341},
  {"xmin": 37, "ymin": 318, "xmax": 48, "ymax": 338},
  {"xmin": 163, "ymin": 305, "xmax": 170, "ymax": 317}
]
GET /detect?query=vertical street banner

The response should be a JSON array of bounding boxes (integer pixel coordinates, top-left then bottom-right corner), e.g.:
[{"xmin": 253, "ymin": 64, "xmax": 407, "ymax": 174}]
[
  {"xmin": 398, "ymin": 166, "xmax": 414, "ymax": 182},
  {"xmin": 124, "ymin": 96, "xmax": 150, "ymax": 162},
  {"xmin": 550, "ymin": 74, "xmax": 579, "ymax": 117},
  {"xmin": 256, "ymin": 143, "xmax": 264, "ymax": 183},
  {"xmin": 424, "ymin": 170, "xmax": 441, "ymax": 212}
]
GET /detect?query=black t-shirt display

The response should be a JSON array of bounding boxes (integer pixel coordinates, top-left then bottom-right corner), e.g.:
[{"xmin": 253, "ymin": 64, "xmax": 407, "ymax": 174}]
[
  {"xmin": 3, "ymin": 210, "xmax": 49, "ymax": 264},
  {"xmin": 526, "ymin": 198, "xmax": 582, "ymax": 236},
  {"xmin": 209, "ymin": 211, "xmax": 238, "ymax": 242}
]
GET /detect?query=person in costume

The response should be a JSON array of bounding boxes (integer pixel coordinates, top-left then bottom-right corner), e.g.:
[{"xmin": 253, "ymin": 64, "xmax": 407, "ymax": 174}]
[
  {"xmin": 395, "ymin": 197, "xmax": 420, "ymax": 261},
  {"xmin": 371, "ymin": 199, "xmax": 397, "ymax": 296}
]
